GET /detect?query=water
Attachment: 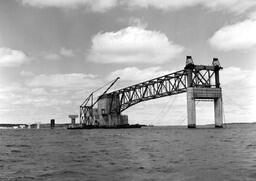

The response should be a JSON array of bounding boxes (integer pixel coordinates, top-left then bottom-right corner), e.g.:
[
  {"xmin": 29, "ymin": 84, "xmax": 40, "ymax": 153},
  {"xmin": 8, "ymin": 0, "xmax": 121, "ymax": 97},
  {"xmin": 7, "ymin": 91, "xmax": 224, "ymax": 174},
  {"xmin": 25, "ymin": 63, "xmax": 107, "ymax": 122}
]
[{"xmin": 1, "ymin": 124, "xmax": 256, "ymax": 181}]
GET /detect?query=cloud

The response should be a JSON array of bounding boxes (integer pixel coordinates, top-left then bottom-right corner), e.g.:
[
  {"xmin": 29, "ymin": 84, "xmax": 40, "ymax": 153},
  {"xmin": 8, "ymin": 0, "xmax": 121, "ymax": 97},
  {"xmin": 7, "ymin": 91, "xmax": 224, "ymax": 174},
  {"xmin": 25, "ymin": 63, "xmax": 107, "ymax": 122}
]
[
  {"xmin": 19, "ymin": 0, "xmax": 256, "ymax": 14},
  {"xmin": 20, "ymin": 0, "xmax": 117, "ymax": 12},
  {"xmin": 13, "ymin": 96, "xmax": 71, "ymax": 107},
  {"xmin": 60, "ymin": 47, "xmax": 74, "ymax": 57},
  {"xmin": 43, "ymin": 53, "xmax": 61, "ymax": 60},
  {"xmin": 20, "ymin": 70, "xmax": 34, "ymax": 77},
  {"xmin": 0, "ymin": 47, "xmax": 29, "ymax": 67},
  {"xmin": 87, "ymin": 26, "xmax": 184, "ymax": 64},
  {"xmin": 42, "ymin": 47, "xmax": 74, "ymax": 60},
  {"xmin": 26, "ymin": 73, "xmax": 100, "ymax": 89},
  {"xmin": 128, "ymin": 17, "xmax": 147, "ymax": 28},
  {"xmin": 221, "ymin": 67, "xmax": 250, "ymax": 85},
  {"xmin": 201, "ymin": 0, "xmax": 256, "ymax": 14},
  {"xmin": 220, "ymin": 67, "xmax": 256, "ymax": 122},
  {"xmin": 108, "ymin": 66, "xmax": 170, "ymax": 82},
  {"xmin": 30, "ymin": 88, "xmax": 48, "ymax": 95},
  {"xmin": 249, "ymin": 11, "xmax": 256, "ymax": 19},
  {"xmin": 125, "ymin": 0, "xmax": 256, "ymax": 14},
  {"xmin": 209, "ymin": 19, "xmax": 256, "ymax": 51}
]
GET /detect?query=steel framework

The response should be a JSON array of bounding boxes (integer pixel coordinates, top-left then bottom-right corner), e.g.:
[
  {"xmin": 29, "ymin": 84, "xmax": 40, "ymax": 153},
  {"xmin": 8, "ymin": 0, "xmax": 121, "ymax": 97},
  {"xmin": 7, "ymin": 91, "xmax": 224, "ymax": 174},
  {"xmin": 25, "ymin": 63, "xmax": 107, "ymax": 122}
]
[
  {"xmin": 78, "ymin": 56, "xmax": 222, "ymax": 125},
  {"xmin": 107, "ymin": 64, "xmax": 221, "ymax": 113},
  {"xmin": 80, "ymin": 77, "xmax": 120, "ymax": 124}
]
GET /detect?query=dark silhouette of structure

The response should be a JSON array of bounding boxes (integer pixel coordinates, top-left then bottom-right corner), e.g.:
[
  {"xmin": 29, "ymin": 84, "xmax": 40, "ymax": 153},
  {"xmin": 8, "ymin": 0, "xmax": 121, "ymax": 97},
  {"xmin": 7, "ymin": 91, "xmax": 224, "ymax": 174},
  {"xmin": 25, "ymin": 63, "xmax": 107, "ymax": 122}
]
[{"xmin": 80, "ymin": 56, "xmax": 223, "ymax": 128}]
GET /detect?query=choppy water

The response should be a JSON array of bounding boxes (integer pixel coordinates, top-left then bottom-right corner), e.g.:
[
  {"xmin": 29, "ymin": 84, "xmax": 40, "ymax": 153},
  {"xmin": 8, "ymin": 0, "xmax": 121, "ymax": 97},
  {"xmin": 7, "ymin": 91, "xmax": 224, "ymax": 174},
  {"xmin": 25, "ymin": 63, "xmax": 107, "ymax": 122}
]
[{"xmin": 1, "ymin": 124, "xmax": 256, "ymax": 181}]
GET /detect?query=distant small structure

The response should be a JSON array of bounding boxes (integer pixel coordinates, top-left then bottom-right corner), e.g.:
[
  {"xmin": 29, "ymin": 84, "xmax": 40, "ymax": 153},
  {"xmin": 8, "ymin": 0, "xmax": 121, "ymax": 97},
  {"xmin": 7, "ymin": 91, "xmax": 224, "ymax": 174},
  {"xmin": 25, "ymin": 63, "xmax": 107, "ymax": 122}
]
[
  {"xmin": 36, "ymin": 122, "xmax": 40, "ymax": 129},
  {"xmin": 50, "ymin": 119, "xmax": 55, "ymax": 129},
  {"xmin": 19, "ymin": 125, "xmax": 25, "ymax": 129},
  {"xmin": 69, "ymin": 115, "xmax": 78, "ymax": 126}
]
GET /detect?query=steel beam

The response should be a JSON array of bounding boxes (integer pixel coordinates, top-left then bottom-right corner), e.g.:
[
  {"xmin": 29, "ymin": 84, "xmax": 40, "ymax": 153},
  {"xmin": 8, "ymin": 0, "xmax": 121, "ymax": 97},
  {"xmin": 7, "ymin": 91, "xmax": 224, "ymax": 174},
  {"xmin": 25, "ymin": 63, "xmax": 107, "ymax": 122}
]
[{"xmin": 106, "ymin": 64, "xmax": 220, "ymax": 113}]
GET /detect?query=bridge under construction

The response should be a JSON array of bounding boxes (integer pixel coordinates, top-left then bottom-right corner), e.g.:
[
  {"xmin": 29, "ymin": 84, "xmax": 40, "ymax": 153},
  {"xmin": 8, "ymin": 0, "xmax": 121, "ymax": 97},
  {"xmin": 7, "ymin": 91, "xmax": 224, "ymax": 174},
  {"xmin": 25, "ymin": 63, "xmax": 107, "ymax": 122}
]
[{"xmin": 77, "ymin": 56, "xmax": 223, "ymax": 128}]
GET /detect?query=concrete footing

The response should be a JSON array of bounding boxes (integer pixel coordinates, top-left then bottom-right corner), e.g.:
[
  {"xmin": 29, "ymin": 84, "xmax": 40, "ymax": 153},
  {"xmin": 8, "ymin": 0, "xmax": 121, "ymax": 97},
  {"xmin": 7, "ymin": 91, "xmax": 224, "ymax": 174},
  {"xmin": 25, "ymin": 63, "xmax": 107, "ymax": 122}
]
[
  {"xmin": 215, "ymin": 125, "xmax": 223, "ymax": 128},
  {"xmin": 188, "ymin": 124, "xmax": 196, "ymax": 128}
]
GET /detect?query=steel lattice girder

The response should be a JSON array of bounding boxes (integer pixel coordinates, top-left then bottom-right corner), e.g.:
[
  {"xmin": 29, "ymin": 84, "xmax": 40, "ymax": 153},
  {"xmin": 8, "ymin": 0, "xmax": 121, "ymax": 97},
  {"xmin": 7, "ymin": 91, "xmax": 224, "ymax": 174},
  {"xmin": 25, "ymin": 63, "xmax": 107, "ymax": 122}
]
[
  {"xmin": 107, "ymin": 65, "xmax": 219, "ymax": 113},
  {"xmin": 80, "ymin": 106, "xmax": 93, "ymax": 125}
]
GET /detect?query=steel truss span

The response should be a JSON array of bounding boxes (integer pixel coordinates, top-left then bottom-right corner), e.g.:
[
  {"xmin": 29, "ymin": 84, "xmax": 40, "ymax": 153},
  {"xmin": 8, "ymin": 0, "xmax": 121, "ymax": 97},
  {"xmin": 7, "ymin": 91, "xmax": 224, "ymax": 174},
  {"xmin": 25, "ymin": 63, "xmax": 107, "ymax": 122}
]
[{"xmin": 108, "ymin": 64, "xmax": 220, "ymax": 113}]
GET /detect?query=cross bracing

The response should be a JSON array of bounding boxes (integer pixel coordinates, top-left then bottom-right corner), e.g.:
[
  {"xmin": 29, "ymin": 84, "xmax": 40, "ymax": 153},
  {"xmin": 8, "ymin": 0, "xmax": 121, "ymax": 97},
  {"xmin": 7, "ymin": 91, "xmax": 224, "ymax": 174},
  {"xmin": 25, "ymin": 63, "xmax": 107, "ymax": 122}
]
[{"xmin": 107, "ymin": 64, "xmax": 220, "ymax": 113}]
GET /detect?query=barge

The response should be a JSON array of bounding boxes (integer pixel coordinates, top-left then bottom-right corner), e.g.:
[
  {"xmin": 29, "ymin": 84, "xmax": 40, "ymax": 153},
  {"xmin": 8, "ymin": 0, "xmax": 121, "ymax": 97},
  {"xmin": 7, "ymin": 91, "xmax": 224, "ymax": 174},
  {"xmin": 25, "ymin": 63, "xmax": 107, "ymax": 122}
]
[{"xmin": 67, "ymin": 124, "xmax": 143, "ymax": 129}]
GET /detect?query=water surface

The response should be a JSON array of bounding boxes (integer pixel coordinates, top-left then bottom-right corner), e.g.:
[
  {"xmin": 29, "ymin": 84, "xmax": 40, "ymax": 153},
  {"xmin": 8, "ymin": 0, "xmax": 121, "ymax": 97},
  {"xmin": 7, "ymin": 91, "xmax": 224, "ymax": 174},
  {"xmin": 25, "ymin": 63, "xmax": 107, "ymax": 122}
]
[{"xmin": 1, "ymin": 124, "xmax": 256, "ymax": 181}]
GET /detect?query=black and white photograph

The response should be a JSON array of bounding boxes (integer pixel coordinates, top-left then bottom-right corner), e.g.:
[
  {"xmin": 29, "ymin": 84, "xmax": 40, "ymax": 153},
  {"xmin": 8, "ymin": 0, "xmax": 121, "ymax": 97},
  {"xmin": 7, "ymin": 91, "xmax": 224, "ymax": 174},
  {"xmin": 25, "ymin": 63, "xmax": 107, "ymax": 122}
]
[{"xmin": 0, "ymin": 0, "xmax": 256, "ymax": 180}]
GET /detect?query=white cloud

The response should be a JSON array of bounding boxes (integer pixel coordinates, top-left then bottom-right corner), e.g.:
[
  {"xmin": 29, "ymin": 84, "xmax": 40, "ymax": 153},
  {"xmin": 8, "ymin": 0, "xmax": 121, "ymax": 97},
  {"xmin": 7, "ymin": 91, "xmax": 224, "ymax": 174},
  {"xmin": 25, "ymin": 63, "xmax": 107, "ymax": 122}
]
[
  {"xmin": 125, "ymin": 0, "xmax": 201, "ymax": 11},
  {"xmin": 20, "ymin": 0, "xmax": 117, "ymax": 12},
  {"xmin": 209, "ymin": 19, "xmax": 256, "ymax": 51},
  {"xmin": 87, "ymin": 26, "xmax": 184, "ymax": 64},
  {"xmin": 19, "ymin": 0, "xmax": 256, "ymax": 14},
  {"xmin": 108, "ymin": 66, "xmax": 170, "ymax": 82},
  {"xmin": 126, "ymin": 0, "xmax": 256, "ymax": 14},
  {"xmin": 26, "ymin": 73, "xmax": 100, "ymax": 89},
  {"xmin": 0, "ymin": 47, "xmax": 29, "ymax": 67}
]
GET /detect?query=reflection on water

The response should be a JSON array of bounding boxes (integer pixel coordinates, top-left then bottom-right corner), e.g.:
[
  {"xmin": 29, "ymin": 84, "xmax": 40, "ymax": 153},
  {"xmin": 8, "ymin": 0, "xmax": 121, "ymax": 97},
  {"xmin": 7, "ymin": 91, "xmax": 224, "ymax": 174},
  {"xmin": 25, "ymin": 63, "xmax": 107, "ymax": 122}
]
[{"xmin": 0, "ymin": 124, "xmax": 256, "ymax": 181}]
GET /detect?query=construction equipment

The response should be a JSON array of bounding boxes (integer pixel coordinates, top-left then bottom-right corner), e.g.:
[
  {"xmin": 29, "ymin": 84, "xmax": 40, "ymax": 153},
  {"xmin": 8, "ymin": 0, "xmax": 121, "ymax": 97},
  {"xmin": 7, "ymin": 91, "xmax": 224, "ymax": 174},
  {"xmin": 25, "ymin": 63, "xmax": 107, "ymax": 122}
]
[{"xmin": 79, "ymin": 77, "xmax": 120, "ymax": 125}]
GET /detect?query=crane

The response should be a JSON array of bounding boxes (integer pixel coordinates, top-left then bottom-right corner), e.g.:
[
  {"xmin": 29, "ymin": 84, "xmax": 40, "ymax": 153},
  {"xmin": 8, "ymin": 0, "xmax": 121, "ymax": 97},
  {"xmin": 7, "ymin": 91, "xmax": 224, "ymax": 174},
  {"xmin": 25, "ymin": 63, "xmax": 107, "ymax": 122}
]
[{"xmin": 79, "ymin": 77, "xmax": 120, "ymax": 125}]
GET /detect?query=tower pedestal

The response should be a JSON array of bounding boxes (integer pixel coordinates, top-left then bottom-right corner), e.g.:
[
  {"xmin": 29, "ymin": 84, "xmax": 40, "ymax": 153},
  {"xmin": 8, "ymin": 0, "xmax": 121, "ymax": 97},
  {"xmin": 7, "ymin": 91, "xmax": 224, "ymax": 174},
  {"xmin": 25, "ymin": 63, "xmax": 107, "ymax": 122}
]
[
  {"xmin": 187, "ymin": 88, "xmax": 196, "ymax": 128},
  {"xmin": 186, "ymin": 88, "xmax": 223, "ymax": 128}
]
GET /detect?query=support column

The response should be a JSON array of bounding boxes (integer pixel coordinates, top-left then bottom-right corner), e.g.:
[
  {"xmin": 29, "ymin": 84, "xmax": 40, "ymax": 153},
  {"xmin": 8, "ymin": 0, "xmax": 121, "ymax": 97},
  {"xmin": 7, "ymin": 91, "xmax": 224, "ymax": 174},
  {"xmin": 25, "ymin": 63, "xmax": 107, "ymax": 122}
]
[
  {"xmin": 69, "ymin": 115, "xmax": 78, "ymax": 126},
  {"xmin": 214, "ymin": 97, "xmax": 223, "ymax": 128},
  {"xmin": 187, "ymin": 88, "xmax": 196, "ymax": 128}
]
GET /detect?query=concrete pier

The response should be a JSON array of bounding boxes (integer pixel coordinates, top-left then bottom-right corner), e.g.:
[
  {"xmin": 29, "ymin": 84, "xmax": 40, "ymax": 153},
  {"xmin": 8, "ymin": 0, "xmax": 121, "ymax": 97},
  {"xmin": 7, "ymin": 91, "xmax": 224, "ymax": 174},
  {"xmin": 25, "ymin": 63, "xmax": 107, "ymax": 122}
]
[
  {"xmin": 69, "ymin": 115, "xmax": 78, "ymax": 125},
  {"xmin": 186, "ymin": 87, "xmax": 223, "ymax": 128},
  {"xmin": 187, "ymin": 88, "xmax": 196, "ymax": 128},
  {"xmin": 214, "ymin": 97, "xmax": 223, "ymax": 128}
]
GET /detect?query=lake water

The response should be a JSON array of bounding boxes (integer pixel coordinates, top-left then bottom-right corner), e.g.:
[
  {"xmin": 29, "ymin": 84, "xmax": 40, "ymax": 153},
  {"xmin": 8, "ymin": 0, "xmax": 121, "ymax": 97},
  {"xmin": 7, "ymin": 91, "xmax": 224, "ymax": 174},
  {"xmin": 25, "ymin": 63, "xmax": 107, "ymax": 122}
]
[{"xmin": 1, "ymin": 124, "xmax": 256, "ymax": 181}]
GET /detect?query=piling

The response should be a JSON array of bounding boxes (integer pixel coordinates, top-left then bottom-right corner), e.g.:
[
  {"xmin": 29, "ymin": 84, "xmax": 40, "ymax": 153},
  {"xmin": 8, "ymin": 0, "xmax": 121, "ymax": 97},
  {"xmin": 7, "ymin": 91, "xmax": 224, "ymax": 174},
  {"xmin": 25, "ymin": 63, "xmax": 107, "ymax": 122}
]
[{"xmin": 50, "ymin": 119, "xmax": 55, "ymax": 129}]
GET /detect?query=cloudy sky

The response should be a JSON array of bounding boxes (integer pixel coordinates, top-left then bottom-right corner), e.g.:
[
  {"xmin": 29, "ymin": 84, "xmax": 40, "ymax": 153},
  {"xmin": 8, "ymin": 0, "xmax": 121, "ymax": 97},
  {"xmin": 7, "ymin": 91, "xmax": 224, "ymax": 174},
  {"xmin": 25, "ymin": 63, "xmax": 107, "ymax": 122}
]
[{"xmin": 0, "ymin": 0, "xmax": 256, "ymax": 125}]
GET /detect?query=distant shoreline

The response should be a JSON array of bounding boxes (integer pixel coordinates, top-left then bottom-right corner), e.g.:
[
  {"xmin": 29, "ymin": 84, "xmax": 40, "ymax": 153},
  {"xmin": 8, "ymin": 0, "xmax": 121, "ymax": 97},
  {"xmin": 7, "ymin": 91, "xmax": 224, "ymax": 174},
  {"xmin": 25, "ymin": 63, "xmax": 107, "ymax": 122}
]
[
  {"xmin": 0, "ymin": 122, "xmax": 255, "ymax": 129},
  {"xmin": 0, "ymin": 123, "xmax": 69, "ymax": 129}
]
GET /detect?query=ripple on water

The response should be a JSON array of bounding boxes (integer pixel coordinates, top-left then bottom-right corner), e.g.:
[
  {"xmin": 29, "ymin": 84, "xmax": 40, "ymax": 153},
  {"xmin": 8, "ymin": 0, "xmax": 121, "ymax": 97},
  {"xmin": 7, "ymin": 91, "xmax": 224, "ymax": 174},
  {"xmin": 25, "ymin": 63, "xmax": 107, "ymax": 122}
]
[
  {"xmin": 6, "ymin": 144, "xmax": 31, "ymax": 148},
  {"xmin": 0, "ymin": 124, "xmax": 256, "ymax": 181}
]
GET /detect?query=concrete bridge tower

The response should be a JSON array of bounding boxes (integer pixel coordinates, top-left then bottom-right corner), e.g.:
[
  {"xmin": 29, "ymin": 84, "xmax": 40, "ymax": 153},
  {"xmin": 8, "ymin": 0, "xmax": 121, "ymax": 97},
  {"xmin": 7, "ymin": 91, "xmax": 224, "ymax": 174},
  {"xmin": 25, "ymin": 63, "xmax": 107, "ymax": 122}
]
[{"xmin": 185, "ymin": 56, "xmax": 223, "ymax": 128}]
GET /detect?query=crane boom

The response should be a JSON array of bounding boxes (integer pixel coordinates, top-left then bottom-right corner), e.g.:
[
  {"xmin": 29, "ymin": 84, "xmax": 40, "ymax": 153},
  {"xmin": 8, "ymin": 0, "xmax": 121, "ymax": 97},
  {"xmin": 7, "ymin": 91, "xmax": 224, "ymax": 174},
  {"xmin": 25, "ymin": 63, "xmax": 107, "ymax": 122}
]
[
  {"xmin": 91, "ymin": 77, "xmax": 120, "ymax": 107},
  {"xmin": 79, "ymin": 77, "xmax": 120, "ymax": 125}
]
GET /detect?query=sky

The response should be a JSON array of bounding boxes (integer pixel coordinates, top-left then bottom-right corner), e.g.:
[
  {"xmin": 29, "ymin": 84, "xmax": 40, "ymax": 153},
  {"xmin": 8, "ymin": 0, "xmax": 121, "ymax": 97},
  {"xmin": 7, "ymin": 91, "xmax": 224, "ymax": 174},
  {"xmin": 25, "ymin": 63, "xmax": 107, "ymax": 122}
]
[{"xmin": 0, "ymin": 0, "xmax": 256, "ymax": 125}]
